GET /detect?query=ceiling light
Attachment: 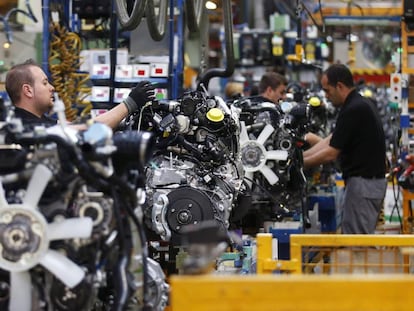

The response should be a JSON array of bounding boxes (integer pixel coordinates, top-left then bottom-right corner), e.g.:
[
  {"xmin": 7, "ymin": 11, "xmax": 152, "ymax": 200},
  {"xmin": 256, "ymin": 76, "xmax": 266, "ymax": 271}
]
[{"xmin": 206, "ymin": 1, "xmax": 217, "ymax": 10}]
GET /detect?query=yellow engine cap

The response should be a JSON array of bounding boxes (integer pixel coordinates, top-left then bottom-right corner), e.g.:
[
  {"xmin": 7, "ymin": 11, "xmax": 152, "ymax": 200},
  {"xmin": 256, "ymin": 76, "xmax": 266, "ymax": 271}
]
[
  {"xmin": 309, "ymin": 96, "xmax": 321, "ymax": 107},
  {"xmin": 207, "ymin": 108, "xmax": 224, "ymax": 122},
  {"xmin": 362, "ymin": 89, "xmax": 373, "ymax": 98}
]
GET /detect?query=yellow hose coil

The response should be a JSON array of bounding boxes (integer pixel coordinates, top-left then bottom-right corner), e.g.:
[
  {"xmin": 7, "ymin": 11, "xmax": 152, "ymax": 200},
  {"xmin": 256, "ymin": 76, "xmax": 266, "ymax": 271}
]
[{"xmin": 49, "ymin": 22, "xmax": 92, "ymax": 121}]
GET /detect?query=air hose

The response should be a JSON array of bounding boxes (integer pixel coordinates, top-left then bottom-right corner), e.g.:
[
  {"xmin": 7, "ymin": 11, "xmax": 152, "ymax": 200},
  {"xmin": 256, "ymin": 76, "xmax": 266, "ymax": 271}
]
[{"xmin": 49, "ymin": 21, "xmax": 92, "ymax": 121}]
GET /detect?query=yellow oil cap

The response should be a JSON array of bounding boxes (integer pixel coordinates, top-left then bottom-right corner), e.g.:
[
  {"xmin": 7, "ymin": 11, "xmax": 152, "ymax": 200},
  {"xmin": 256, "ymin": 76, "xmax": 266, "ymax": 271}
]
[
  {"xmin": 207, "ymin": 108, "xmax": 224, "ymax": 122},
  {"xmin": 309, "ymin": 96, "xmax": 321, "ymax": 107},
  {"xmin": 362, "ymin": 89, "xmax": 373, "ymax": 98}
]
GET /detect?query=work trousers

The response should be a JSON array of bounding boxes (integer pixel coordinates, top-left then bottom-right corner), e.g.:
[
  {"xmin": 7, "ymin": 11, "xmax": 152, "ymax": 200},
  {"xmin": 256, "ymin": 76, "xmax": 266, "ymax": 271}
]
[{"xmin": 341, "ymin": 176, "xmax": 387, "ymax": 234}]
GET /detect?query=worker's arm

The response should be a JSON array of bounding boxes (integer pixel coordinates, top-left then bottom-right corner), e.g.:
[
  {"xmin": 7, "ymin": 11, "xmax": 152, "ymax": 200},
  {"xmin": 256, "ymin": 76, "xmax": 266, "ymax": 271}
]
[
  {"xmin": 80, "ymin": 81, "xmax": 155, "ymax": 130},
  {"xmin": 94, "ymin": 102, "xmax": 129, "ymax": 130},
  {"xmin": 67, "ymin": 102, "xmax": 129, "ymax": 131},
  {"xmin": 304, "ymin": 132, "xmax": 323, "ymax": 147},
  {"xmin": 303, "ymin": 134, "xmax": 340, "ymax": 169},
  {"xmin": 303, "ymin": 134, "xmax": 331, "ymax": 158}
]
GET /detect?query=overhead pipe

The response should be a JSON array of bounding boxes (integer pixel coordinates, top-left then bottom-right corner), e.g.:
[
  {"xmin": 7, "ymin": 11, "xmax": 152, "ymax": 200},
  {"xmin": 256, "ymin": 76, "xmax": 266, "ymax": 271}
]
[
  {"xmin": 42, "ymin": 0, "xmax": 50, "ymax": 76},
  {"xmin": 197, "ymin": 0, "xmax": 235, "ymax": 91},
  {"xmin": 115, "ymin": 0, "xmax": 147, "ymax": 31}
]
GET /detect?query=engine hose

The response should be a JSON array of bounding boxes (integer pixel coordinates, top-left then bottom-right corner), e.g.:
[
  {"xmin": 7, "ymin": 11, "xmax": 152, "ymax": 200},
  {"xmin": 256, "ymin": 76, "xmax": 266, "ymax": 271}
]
[
  {"xmin": 197, "ymin": 0, "xmax": 234, "ymax": 90},
  {"xmin": 110, "ymin": 188, "xmax": 131, "ymax": 311},
  {"xmin": 146, "ymin": 0, "xmax": 168, "ymax": 41},
  {"xmin": 109, "ymin": 174, "xmax": 151, "ymax": 308},
  {"xmin": 11, "ymin": 133, "xmax": 112, "ymax": 192},
  {"xmin": 115, "ymin": 0, "xmax": 147, "ymax": 31},
  {"xmin": 185, "ymin": 0, "xmax": 205, "ymax": 33},
  {"xmin": 49, "ymin": 22, "xmax": 92, "ymax": 121},
  {"xmin": 175, "ymin": 135, "xmax": 203, "ymax": 160}
]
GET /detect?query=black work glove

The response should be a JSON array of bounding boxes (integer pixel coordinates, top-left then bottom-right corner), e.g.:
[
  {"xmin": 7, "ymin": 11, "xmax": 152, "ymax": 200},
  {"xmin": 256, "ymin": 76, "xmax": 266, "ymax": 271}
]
[{"xmin": 124, "ymin": 81, "xmax": 155, "ymax": 114}]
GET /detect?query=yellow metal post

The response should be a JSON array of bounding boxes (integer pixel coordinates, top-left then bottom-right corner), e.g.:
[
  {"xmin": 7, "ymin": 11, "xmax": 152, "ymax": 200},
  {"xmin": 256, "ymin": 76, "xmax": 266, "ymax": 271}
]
[{"xmin": 256, "ymin": 233, "xmax": 272, "ymax": 274}]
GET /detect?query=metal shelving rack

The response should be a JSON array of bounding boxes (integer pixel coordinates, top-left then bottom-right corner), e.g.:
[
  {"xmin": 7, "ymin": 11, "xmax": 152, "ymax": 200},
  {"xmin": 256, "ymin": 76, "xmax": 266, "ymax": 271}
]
[{"xmin": 42, "ymin": 0, "xmax": 185, "ymax": 104}]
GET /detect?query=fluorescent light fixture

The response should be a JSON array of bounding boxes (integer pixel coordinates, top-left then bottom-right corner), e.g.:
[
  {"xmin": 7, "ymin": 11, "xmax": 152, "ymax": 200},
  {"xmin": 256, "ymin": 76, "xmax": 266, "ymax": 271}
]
[{"xmin": 206, "ymin": 1, "xmax": 217, "ymax": 10}]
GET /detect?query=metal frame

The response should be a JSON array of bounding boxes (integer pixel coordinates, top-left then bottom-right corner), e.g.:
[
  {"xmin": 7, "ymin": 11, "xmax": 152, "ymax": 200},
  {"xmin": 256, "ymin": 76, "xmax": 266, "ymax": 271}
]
[{"xmin": 257, "ymin": 233, "xmax": 414, "ymax": 274}]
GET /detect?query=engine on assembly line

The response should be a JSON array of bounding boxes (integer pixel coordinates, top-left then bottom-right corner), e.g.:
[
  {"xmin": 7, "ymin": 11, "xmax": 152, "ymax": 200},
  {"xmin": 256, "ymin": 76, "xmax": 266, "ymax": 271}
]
[
  {"xmin": 130, "ymin": 89, "xmax": 244, "ymax": 245},
  {"xmin": 230, "ymin": 95, "xmax": 315, "ymax": 231},
  {"xmin": 0, "ymin": 98, "xmax": 168, "ymax": 311}
]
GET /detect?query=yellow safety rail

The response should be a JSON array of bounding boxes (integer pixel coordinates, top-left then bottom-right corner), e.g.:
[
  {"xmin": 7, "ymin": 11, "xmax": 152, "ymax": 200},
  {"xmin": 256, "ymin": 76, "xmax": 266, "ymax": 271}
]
[
  {"xmin": 257, "ymin": 233, "xmax": 414, "ymax": 274},
  {"xmin": 170, "ymin": 233, "xmax": 414, "ymax": 311},
  {"xmin": 170, "ymin": 274, "xmax": 414, "ymax": 311}
]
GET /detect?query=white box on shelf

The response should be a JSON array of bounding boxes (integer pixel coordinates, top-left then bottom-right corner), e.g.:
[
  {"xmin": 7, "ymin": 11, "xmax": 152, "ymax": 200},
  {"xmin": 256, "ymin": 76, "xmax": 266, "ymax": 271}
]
[
  {"xmin": 91, "ymin": 86, "xmax": 110, "ymax": 102},
  {"xmin": 115, "ymin": 65, "xmax": 133, "ymax": 80},
  {"xmin": 114, "ymin": 88, "xmax": 132, "ymax": 103},
  {"xmin": 132, "ymin": 64, "xmax": 151, "ymax": 78},
  {"xmin": 91, "ymin": 64, "xmax": 111, "ymax": 79},
  {"xmin": 90, "ymin": 49, "xmax": 128, "ymax": 65},
  {"xmin": 80, "ymin": 49, "xmax": 129, "ymax": 73},
  {"xmin": 90, "ymin": 50, "xmax": 110, "ymax": 65},
  {"xmin": 150, "ymin": 63, "xmax": 169, "ymax": 77}
]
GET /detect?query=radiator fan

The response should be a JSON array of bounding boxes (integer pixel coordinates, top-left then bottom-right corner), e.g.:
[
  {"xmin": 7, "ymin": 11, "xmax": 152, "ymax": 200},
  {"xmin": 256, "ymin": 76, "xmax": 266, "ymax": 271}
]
[
  {"xmin": 0, "ymin": 164, "xmax": 93, "ymax": 310},
  {"xmin": 239, "ymin": 121, "xmax": 288, "ymax": 185}
]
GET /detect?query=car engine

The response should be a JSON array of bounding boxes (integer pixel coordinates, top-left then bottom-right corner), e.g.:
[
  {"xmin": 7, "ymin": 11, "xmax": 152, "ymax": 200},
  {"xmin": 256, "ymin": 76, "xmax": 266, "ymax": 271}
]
[
  {"xmin": 0, "ymin": 99, "xmax": 168, "ymax": 311},
  {"xmin": 131, "ymin": 89, "xmax": 244, "ymax": 245}
]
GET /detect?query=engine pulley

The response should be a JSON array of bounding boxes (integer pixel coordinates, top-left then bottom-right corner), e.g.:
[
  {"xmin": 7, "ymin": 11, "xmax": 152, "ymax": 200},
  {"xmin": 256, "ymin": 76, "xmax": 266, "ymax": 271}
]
[{"xmin": 166, "ymin": 187, "xmax": 215, "ymax": 242}]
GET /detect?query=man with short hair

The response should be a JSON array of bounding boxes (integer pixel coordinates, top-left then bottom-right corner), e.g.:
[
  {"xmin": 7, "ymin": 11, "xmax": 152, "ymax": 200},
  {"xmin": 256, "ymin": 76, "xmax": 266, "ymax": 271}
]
[
  {"xmin": 256, "ymin": 71, "xmax": 287, "ymax": 104},
  {"xmin": 5, "ymin": 58, "xmax": 154, "ymax": 129},
  {"xmin": 303, "ymin": 64, "xmax": 387, "ymax": 234},
  {"xmin": 248, "ymin": 71, "xmax": 288, "ymax": 126}
]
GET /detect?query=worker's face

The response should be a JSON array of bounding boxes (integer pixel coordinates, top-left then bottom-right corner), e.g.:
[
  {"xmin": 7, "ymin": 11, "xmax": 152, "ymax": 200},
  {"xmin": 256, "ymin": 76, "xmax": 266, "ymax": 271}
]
[
  {"xmin": 267, "ymin": 84, "xmax": 287, "ymax": 103},
  {"xmin": 321, "ymin": 74, "xmax": 342, "ymax": 107},
  {"xmin": 29, "ymin": 66, "xmax": 55, "ymax": 114}
]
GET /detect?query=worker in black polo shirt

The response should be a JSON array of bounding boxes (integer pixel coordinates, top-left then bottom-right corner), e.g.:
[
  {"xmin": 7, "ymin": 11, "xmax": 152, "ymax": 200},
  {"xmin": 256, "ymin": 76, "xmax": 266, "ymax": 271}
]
[
  {"xmin": 5, "ymin": 58, "xmax": 154, "ymax": 129},
  {"xmin": 303, "ymin": 64, "xmax": 387, "ymax": 234}
]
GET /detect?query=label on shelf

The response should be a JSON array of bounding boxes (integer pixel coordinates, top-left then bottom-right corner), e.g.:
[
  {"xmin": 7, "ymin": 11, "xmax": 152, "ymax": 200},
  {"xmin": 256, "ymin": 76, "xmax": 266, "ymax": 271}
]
[
  {"xmin": 115, "ymin": 65, "xmax": 133, "ymax": 81},
  {"xmin": 91, "ymin": 86, "xmax": 110, "ymax": 102},
  {"xmin": 133, "ymin": 64, "xmax": 151, "ymax": 78},
  {"xmin": 150, "ymin": 63, "xmax": 169, "ymax": 77},
  {"xmin": 91, "ymin": 64, "xmax": 111, "ymax": 79}
]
